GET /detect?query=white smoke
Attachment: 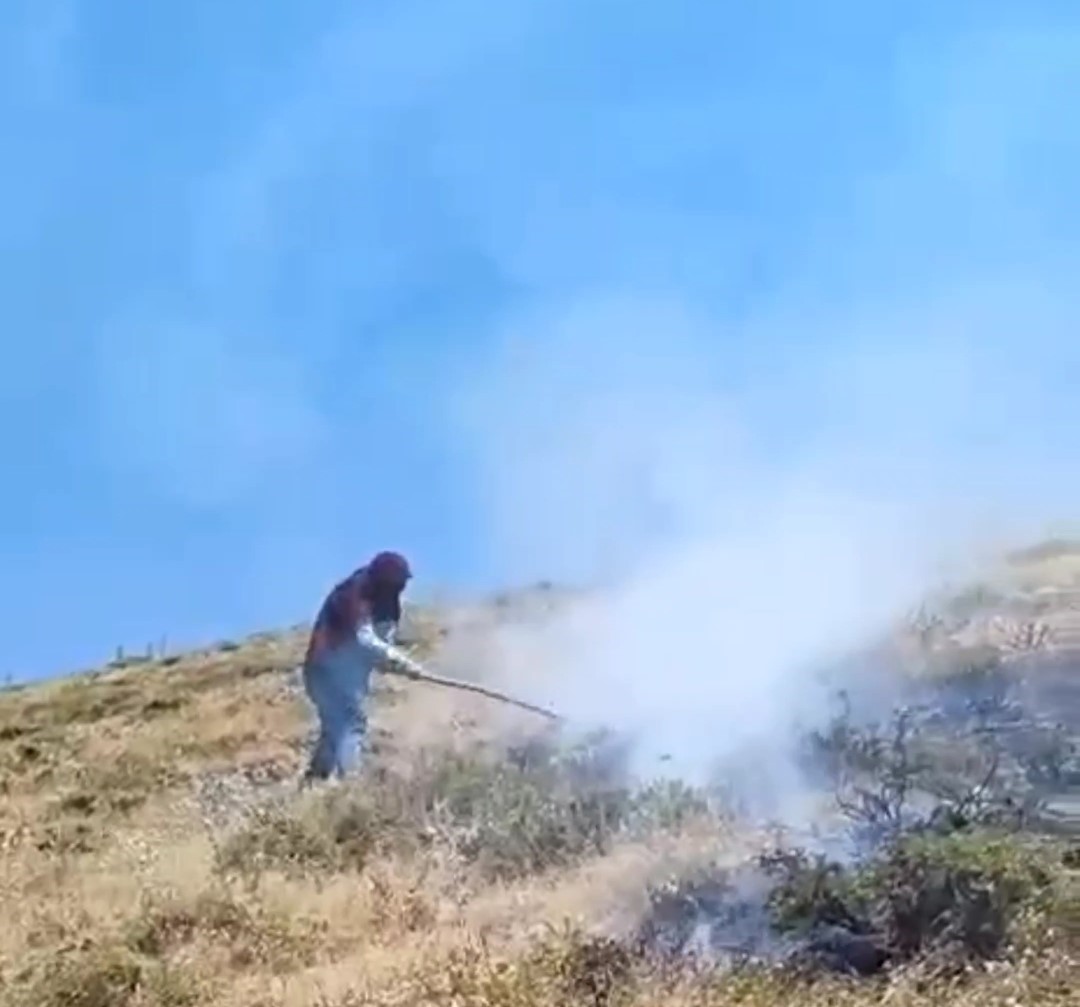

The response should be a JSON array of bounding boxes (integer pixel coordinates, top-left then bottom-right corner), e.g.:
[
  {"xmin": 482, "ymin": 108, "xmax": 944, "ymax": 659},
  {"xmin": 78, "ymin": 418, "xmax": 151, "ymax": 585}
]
[
  {"xmin": 439, "ymin": 303, "xmax": 904, "ymax": 788},
  {"xmin": 436, "ymin": 290, "xmax": 1077, "ymax": 826},
  {"xmin": 420, "ymin": 12, "xmax": 1080, "ymax": 819}
]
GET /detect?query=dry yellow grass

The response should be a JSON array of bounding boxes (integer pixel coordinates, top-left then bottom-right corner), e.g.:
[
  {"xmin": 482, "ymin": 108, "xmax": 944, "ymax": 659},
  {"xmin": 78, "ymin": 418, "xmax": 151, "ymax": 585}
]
[{"xmin": 1, "ymin": 559, "xmax": 1078, "ymax": 1006}]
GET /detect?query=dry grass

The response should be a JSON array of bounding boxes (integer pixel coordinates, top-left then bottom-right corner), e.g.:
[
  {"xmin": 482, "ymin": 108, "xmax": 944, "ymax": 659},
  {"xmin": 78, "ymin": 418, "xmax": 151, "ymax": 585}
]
[{"xmin": 2, "ymin": 572, "xmax": 1078, "ymax": 1007}]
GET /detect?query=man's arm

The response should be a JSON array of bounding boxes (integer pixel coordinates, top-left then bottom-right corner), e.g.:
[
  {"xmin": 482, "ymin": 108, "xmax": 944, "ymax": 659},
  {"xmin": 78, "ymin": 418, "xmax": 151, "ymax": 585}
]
[{"xmin": 355, "ymin": 620, "xmax": 424, "ymax": 679}]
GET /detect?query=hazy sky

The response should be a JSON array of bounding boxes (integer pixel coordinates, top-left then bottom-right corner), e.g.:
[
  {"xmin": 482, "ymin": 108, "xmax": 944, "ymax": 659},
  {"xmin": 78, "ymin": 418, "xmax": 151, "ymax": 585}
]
[{"xmin": 3, "ymin": 0, "xmax": 1079, "ymax": 681}]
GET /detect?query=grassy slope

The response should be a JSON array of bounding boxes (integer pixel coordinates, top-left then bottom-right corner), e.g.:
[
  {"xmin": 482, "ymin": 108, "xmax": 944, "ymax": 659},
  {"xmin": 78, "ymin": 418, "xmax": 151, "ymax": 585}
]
[{"xmin": 1, "ymin": 550, "xmax": 1078, "ymax": 1006}]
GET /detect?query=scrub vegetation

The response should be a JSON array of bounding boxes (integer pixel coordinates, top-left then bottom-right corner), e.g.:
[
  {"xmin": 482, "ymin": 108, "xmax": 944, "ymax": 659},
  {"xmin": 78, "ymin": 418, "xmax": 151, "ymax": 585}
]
[{"xmin": 2, "ymin": 544, "xmax": 1078, "ymax": 1006}]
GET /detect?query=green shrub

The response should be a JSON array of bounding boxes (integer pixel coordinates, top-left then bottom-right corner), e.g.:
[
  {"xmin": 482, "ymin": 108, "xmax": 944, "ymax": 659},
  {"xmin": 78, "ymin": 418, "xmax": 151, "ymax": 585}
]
[
  {"xmin": 862, "ymin": 831, "xmax": 1057, "ymax": 961},
  {"xmin": 761, "ymin": 830, "xmax": 1059, "ymax": 970},
  {"xmin": 761, "ymin": 848, "xmax": 867, "ymax": 937}
]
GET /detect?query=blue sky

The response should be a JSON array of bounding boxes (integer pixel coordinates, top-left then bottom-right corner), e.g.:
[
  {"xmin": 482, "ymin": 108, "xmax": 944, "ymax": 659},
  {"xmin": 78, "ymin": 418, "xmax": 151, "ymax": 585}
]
[{"xmin": 3, "ymin": 0, "xmax": 1080, "ymax": 682}]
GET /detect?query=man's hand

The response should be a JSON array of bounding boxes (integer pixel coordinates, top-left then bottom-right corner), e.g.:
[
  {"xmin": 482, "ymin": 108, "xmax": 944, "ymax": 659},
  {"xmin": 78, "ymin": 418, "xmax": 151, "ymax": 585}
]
[{"xmin": 397, "ymin": 655, "xmax": 425, "ymax": 680}]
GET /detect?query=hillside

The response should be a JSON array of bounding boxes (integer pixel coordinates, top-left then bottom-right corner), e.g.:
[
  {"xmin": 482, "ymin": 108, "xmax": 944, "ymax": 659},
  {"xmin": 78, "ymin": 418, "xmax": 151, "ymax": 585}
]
[{"xmin": 1, "ymin": 549, "xmax": 1079, "ymax": 1006}]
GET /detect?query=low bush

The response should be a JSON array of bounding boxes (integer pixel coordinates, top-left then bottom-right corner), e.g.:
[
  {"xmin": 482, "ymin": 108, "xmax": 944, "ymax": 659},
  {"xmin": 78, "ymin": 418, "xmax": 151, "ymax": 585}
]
[
  {"xmin": 213, "ymin": 731, "xmax": 718, "ymax": 885},
  {"xmin": 804, "ymin": 682, "xmax": 1062, "ymax": 846},
  {"xmin": 760, "ymin": 830, "xmax": 1061, "ymax": 973},
  {"xmin": 319, "ymin": 915, "xmax": 1079, "ymax": 1006},
  {"xmin": 124, "ymin": 886, "xmax": 320, "ymax": 972},
  {"xmin": 364, "ymin": 926, "xmax": 644, "ymax": 1007},
  {"xmin": 8, "ymin": 943, "xmax": 209, "ymax": 1007},
  {"xmin": 213, "ymin": 788, "xmax": 394, "ymax": 879},
  {"xmin": 629, "ymin": 827, "xmax": 1065, "ymax": 980}
]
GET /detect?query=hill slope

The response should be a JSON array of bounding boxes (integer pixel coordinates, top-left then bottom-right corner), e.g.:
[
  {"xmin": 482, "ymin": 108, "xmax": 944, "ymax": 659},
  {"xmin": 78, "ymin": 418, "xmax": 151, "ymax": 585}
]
[{"xmin": 2, "ymin": 550, "xmax": 1078, "ymax": 1005}]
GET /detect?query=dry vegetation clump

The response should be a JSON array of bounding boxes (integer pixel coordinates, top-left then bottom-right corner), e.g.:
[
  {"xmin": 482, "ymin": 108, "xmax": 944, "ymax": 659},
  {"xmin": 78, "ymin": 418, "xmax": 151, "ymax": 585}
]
[
  {"xmin": 8, "ymin": 942, "xmax": 206, "ymax": 1007},
  {"xmin": 212, "ymin": 729, "xmax": 719, "ymax": 887},
  {"xmin": 298, "ymin": 920, "xmax": 1079, "ymax": 1006}
]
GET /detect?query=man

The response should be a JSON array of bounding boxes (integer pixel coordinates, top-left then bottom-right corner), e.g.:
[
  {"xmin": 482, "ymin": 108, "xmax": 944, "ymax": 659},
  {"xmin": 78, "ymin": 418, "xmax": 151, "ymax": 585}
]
[{"xmin": 301, "ymin": 550, "xmax": 425, "ymax": 782}]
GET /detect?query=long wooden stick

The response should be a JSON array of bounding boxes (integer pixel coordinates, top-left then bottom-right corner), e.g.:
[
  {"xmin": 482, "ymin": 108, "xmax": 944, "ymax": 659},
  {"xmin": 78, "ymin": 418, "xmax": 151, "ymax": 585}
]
[{"xmin": 405, "ymin": 667, "xmax": 562, "ymax": 720}]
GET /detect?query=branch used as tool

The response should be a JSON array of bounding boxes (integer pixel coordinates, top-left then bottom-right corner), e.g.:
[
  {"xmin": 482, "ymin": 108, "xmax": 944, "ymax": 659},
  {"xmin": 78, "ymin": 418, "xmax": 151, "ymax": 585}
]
[{"xmin": 403, "ymin": 665, "xmax": 561, "ymax": 721}]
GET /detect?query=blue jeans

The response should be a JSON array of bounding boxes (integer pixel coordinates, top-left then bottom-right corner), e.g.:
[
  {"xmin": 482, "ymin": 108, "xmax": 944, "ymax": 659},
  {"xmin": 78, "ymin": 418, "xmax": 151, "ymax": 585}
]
[{"xmin": 302, "ymin": 639, "xmax": 375, "ymax": 780}]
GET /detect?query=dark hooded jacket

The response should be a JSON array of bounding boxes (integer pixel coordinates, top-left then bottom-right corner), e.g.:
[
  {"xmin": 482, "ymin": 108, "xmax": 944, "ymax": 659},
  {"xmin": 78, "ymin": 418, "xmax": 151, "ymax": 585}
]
[{"xmin": 304, "ymin": 565, "xmax": 403, "ymax": 666}]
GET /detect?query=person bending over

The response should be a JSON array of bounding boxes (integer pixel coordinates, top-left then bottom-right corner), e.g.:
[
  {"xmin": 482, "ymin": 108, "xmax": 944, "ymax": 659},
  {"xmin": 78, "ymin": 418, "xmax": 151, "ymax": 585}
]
[{"xmin": 301, "ymin": 550, "xmax": 424, "ymax": 782}]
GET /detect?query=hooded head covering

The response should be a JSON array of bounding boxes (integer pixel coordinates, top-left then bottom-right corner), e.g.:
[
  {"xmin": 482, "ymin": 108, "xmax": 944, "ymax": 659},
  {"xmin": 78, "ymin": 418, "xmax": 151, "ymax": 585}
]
[
  {"xmin": 367, "ymin": 550, "xmax": 412, "ymax": 585},
  {"xmin": 364, "ymin": 551, "xmax": 412, "ymax": 624}
]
